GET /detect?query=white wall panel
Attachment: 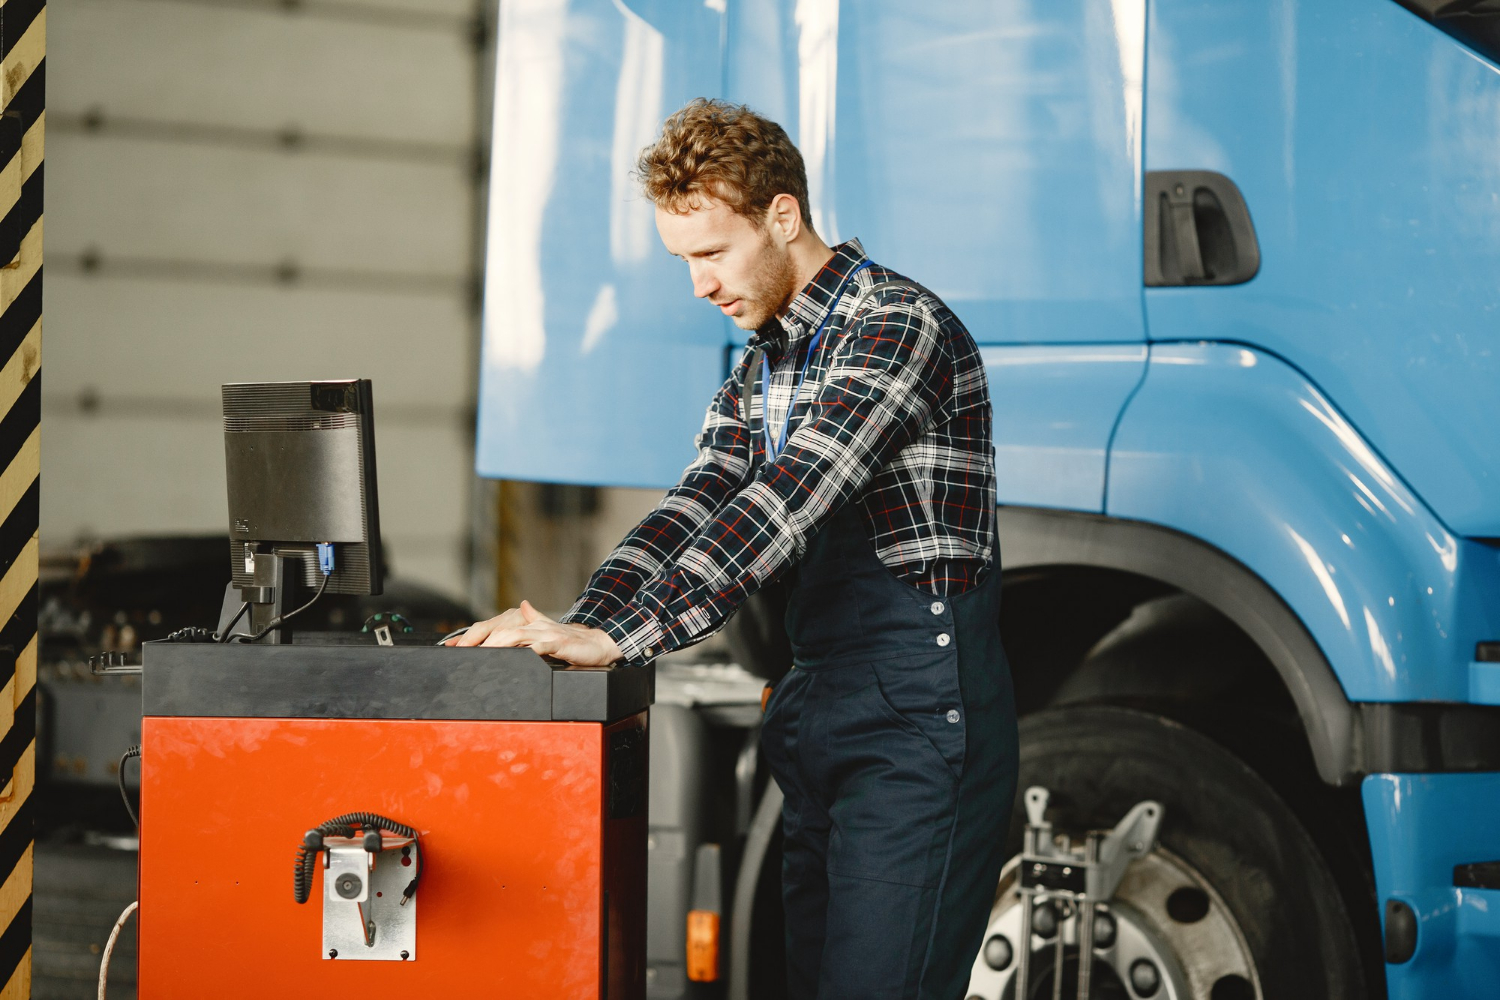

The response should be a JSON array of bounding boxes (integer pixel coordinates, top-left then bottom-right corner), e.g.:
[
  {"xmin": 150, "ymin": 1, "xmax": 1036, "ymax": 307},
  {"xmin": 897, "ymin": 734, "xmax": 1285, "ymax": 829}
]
[
  {"xmin": 383, "ymin": 538, "xmax": 469, "ymax": 603},
  {"xmin": 371, "ymin": 421, "xmax": 471, "ymax": 551},
  {"xmin": 41, "ymin": 411, "xmax": 473, "ymax": 599},
  {"xmin": 42, "ymin": 0, "xmax": 485, "ymax": 600},
  {"xmin": 42, "ymin": 413, "xmax": 226, "ymax": 538},
  {"xmin": 46, "ymin": 134, "xmax": 471, "ymax": 275},
  {"xmin": 43, "ymin": 275, "xmax": 474, "ymax": 408},
  {"xmin": 50, "ymin": 0, "xmax": 475, "ymax": 146}
]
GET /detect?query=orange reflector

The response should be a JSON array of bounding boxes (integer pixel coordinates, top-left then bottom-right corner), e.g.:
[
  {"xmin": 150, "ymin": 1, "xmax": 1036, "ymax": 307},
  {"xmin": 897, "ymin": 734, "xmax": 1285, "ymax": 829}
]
[
  {"xmin": 761, "ymin": 685, "xmax": 773, "ymax": 713},
  {"xmin": 686, "ymin": 909, "xmax": 720, "ymax": 982}
]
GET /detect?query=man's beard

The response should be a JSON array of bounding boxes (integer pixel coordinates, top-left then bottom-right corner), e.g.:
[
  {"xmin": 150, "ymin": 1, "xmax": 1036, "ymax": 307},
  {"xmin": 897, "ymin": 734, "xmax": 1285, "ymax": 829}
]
[{"xmin": 728, "ymin": 232, "xmax": 797, "ymax": 330}]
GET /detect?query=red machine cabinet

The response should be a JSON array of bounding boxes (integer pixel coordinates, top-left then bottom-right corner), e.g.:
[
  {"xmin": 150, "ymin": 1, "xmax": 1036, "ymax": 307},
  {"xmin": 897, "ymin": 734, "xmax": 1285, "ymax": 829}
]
[{"xmin": 136, "ymin": 640, "xmax": 650, "ymax": 997}]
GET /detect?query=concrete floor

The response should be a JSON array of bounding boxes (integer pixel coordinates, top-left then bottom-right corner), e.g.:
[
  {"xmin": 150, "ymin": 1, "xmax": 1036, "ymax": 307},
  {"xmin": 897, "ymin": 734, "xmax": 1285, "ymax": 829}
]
[
  {"xmin": 33, "ymin": 841, "xmax": 138, "ymax": 1000},
  {"xmin": 31, "ymin": 786, "xmax": 140, "ymax": 1000}
]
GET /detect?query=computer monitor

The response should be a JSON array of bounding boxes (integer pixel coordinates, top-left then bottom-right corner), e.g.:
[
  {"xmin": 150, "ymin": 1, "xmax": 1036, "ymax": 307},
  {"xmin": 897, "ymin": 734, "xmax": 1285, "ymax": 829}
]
[{"xmin": 222, "ymin": 379, "xmax": 383, "ymax": 639}]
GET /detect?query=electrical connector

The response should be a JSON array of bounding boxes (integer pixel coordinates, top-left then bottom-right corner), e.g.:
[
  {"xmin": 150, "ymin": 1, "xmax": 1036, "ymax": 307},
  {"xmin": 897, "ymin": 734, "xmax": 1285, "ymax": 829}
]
[{"xmin": 317, "ymin": 542, "xmax": 335, "ymax": 576}]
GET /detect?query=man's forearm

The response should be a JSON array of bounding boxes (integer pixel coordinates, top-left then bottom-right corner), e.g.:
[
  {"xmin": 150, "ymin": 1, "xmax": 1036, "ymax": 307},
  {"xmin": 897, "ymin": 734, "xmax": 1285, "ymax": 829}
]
[{"xmin": 564, "ymin": 360, "xmax": 759, "ymax": 627}]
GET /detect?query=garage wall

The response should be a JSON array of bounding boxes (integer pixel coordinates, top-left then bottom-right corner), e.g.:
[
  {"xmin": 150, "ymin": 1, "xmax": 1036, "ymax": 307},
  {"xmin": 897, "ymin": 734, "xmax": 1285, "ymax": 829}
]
[{"xmin": 42, "ymin": 0, "xmax": 488, "ymax": 601}]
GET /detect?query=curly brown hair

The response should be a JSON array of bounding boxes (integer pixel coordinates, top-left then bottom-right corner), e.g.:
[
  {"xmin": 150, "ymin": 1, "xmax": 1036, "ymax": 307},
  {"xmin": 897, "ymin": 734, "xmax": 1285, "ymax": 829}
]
[{"xmin": 637, "ymin": 98, "xmax": 812, "ymax": 230}]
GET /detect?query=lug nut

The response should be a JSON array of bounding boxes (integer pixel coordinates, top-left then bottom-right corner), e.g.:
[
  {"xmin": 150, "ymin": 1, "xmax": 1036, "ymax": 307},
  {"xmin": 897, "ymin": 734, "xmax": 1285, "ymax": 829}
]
[
  {"xmin": 1032, "ymin": 901, "xmax": 1058, "ymax": 938},
  {"xmin": 1093, "ymin": 910, "xmax": 1117, "ymax": 949},
  {"xmin": 1130, "ymin": 958, "xmax": 1161, "ymax": 997},
  {"xmin": 983, "ymin": 933, "xmax": 1013, "ymax": 970}
]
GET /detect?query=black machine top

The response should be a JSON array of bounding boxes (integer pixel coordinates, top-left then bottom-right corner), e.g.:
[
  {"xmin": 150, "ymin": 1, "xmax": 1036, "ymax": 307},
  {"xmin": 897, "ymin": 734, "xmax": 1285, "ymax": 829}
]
[{"xmin": 141, "ymin": 634, "xmax": 653, "ymax": 724}]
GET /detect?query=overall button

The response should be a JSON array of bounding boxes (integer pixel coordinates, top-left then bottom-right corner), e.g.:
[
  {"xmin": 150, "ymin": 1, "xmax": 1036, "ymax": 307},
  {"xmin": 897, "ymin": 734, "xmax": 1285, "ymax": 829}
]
[
  {"xmin": 946, "ymin": 709, "xmax": 960, "ymax": 724},
  {"xmin": 930, "ymin": 601, "xmax": 944, "ymax": 615},
  {"xmin": 936, "ymin": 633, "xmax": 951, "ymax": 647}
]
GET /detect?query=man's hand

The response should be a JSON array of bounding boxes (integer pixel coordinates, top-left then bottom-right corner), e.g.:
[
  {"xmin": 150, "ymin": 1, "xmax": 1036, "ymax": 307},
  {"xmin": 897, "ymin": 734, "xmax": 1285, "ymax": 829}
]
[
  {"xmin": 446, "ymin": 600, "xmax": 624, "ymax": 667},
  {"xmin": 448, "ymin": 600, "xmax": 542, "ymax": 644}
]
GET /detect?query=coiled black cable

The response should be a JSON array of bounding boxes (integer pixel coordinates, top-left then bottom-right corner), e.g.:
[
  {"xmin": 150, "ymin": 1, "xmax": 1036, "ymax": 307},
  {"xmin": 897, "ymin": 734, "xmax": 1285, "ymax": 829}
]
[
  {"xmin": 163, "ymin": 602, "xmax": 250, "ymax": 644},
  {"xmin": 293, "ymin": 811, "xmax": 423, "ymax": 905},
  {"xmin": 163, "ymin": 626, "xmax": 215, "ymax": 643}
]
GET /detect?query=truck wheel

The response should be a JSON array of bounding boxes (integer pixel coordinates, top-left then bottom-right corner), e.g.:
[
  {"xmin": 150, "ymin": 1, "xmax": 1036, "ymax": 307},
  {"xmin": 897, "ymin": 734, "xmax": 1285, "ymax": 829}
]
[{"xmin": 966, "ymin": 705, "xmax": 1365, "ymax": 1000}]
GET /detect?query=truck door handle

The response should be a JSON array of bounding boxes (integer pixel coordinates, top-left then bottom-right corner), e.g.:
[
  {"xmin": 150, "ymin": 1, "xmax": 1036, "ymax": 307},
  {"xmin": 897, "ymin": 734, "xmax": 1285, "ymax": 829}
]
[
  {"xmin": 1144, "ymin": 170, "xmax": 1260, "ymax": 286},
  {"xmin": 1166, "ymin": 187, "xmax": 1206, "ymax": 281}
]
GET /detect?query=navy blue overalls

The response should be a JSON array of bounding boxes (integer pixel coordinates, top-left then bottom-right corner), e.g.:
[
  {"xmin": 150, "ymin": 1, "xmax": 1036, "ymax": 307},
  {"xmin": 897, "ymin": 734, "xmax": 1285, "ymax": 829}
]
[{"xmin": 755, "ymin": 282, "xmax": 1020, "ymax": 998}]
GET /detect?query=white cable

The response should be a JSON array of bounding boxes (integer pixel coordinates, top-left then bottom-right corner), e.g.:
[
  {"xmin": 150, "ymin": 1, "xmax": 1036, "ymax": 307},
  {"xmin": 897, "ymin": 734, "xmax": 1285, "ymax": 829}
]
[{"xmin": 97, "ymin": 900, "xmax": 138, "ymax": 1000}]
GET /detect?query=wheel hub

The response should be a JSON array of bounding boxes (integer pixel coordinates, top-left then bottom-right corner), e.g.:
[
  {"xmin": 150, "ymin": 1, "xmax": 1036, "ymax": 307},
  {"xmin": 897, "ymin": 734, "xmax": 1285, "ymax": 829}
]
[{"xmin": 966, "ymin": 848, "xmax": 1262, "ymax": 1000}]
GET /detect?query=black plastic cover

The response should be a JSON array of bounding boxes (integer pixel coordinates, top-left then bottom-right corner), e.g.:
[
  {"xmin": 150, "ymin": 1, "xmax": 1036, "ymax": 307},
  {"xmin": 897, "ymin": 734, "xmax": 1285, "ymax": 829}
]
[
  {"xmin": 1384, "ymin": 898, "xmax": 1417, "ymax": 964},
  {"xmin": 1019, "ymin": 858, "xmax": 1087, "ymax": 894},
  {"xmin": 1358, "ymin": 702, "xmax": 1500, "ymax": 773},
  {"xmin": 1454, "ymin": 860, "xmax": 1500, "ymax": 890},
  {"xmin": 141, "ymin": 637, "xmax": 653, "ymax": 723}
]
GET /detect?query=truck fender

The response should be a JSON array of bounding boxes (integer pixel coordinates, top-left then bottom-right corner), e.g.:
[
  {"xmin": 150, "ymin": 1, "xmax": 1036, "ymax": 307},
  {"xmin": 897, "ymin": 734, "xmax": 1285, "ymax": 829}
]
[{"xmin": 1106, "ymin": 342, "xmax": 1500, "ymax": 707}]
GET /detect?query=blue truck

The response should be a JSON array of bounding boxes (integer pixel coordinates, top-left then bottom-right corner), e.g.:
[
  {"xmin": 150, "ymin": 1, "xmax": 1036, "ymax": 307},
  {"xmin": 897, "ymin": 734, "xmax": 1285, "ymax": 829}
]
[{"xmin": 477, "ymin": 1, "xmax": 1500, "ymax": 996}]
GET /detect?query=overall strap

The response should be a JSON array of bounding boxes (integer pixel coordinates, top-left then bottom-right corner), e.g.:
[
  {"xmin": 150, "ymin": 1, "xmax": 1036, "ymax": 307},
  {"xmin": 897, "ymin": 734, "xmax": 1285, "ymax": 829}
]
[
  {"xmin": 741, "ymin": 342, "xmax": 766, "ymax": 471},
  {"xmin": 844, "ymin": 278, "xmax": 933, "ymax": 321}
]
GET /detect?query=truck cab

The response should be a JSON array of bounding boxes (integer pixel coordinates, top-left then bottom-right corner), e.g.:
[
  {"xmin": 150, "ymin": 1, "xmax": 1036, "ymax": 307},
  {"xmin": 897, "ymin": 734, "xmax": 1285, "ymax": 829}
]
[{"xmin": 479, "ymin": 1, "xmax": 1500, "ymax": 996}]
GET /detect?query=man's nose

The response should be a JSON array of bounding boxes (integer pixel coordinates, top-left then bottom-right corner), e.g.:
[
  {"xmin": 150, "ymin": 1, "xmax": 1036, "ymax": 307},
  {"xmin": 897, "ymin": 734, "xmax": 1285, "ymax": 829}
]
[{"xmin": 690, "ymin": 265, "xmax": 719, "ymax": 300}]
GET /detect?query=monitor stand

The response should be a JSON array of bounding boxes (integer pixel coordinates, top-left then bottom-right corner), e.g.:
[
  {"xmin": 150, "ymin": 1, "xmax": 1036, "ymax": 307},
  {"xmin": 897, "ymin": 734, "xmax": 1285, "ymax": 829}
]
[{"xmin": 216, "ymin": 550, "xmax": 301, "ymax": 644}]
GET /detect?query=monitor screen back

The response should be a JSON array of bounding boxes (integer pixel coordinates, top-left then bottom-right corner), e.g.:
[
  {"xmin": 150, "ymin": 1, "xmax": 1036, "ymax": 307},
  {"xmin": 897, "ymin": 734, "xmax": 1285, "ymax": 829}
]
[{"xmin": 222, "ymin": 380, "xmax": 382, "ymax": 595}]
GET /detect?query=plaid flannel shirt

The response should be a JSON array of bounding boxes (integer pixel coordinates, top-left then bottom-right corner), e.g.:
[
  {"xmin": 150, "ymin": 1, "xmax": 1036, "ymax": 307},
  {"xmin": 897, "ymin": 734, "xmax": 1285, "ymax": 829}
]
[{"xmin": 563, "ymin": 239, "xmax": 996, "ymax": 663}]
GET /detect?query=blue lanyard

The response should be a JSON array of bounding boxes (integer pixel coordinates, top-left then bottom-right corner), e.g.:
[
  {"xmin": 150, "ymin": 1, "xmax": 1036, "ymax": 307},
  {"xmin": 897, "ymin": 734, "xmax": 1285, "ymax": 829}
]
[{"xmin": 762, "ymin": 260, "xmax": 873, "ymax": 461}]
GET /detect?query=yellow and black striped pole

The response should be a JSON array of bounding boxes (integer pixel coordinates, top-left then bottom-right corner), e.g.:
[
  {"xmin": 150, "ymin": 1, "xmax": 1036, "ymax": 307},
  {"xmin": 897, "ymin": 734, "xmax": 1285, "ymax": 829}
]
[{"xmin": 0, "ymin": 0, "xmax": 42, "ymax": 993}]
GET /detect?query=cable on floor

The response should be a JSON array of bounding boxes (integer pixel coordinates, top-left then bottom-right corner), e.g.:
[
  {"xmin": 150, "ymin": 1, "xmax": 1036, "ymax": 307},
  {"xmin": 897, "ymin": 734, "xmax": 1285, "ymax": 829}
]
[{"xmin": 97, "ymin": 900, "xmax": 138, "ymax": 1000}]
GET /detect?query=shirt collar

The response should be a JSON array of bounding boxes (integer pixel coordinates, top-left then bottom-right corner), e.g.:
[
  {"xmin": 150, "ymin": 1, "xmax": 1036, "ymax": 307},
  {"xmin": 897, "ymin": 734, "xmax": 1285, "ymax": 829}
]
[{"xmin": 754, "ymin": 238, "xmax": 868, "ymax": 353}]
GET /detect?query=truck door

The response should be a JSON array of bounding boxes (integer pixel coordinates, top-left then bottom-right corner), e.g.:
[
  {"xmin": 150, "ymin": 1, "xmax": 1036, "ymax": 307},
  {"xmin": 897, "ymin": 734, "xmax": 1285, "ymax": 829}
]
[
  {"xmin": 1136, "ymin": 0, "xmax": 1500, "ymax": 537},
  {"xmin": 479, "ymin": 1, "xmax": 1153, "ymax": 508},
  {"xmin": 478, "ymin": 0, "xmax": 725, "ymax": 487},
  {"xmin": 722, "ymin": 1, "xmax": 1152, "ymax": 511}
]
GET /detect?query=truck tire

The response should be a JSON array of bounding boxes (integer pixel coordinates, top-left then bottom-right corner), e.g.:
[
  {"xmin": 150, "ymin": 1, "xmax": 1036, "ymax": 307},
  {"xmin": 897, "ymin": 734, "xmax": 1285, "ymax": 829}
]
[{"xmin": 997, "ymin": 705, "xmax": 1365, "ymax": 1000}]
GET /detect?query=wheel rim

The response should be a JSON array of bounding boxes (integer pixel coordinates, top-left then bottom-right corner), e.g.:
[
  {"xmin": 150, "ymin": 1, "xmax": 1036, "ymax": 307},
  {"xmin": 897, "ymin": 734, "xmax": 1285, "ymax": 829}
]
[{"xmin": 965, "ymin": 847, "xmax": 1263, "ymax": 1000}]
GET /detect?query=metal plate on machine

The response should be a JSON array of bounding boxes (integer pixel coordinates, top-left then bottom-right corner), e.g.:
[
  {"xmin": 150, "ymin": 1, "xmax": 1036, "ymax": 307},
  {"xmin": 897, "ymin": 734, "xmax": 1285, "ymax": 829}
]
[{"xmin": 322, "ymin": 849, "xmax": 417, "ymax": 962}]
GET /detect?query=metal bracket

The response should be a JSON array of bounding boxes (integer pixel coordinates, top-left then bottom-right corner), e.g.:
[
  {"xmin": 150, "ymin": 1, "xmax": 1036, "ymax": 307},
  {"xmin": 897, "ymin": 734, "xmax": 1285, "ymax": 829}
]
[
  {"xmin": 321, "ymin": 838, "xmax": 418, "ymax": 961},
  {"xmin": 1013, "ymin": 786, "xmax": 1165, "ymax": 1000},
  {"xmin": 88, "ymin": 652, "xmax": 141, "ymax": 676},
  {"xmin": 1089, "ymin": 800, "xmax": 1163, "ymax": 901}
]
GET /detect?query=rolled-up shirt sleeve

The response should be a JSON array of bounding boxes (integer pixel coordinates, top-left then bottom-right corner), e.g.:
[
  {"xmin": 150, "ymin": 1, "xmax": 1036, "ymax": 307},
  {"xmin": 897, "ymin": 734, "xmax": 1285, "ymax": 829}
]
[{"xmin": 560, "ymin": 349, "xmax": 757, "ymax": 630}]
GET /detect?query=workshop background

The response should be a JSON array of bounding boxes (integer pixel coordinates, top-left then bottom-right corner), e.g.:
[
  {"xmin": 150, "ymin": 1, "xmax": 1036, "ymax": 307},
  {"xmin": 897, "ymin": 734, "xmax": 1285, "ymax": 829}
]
[
  {"xmin": 35, "ymin": 1, "xmax": 651, "ymax": 995},
  {"xmin": 10, "ymin": 0, "xmax": 1495, "ymax": 995},
  {"xmin": 46, "ymin": 0, "xmax": 486, "ymax": 605}
]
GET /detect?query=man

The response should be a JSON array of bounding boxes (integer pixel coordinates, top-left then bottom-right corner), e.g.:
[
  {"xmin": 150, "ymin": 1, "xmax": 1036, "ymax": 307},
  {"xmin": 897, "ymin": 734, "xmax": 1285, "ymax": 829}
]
[{"xmin": 455, "ymin": 98, "xmax": 1018, "ymax": 999}]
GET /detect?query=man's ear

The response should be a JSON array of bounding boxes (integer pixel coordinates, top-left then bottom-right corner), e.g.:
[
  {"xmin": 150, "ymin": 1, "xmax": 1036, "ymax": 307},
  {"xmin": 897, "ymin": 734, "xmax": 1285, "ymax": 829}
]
[{"xmin": 765, "ymin": 193, "xmax": 803, "ymax": 245}]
